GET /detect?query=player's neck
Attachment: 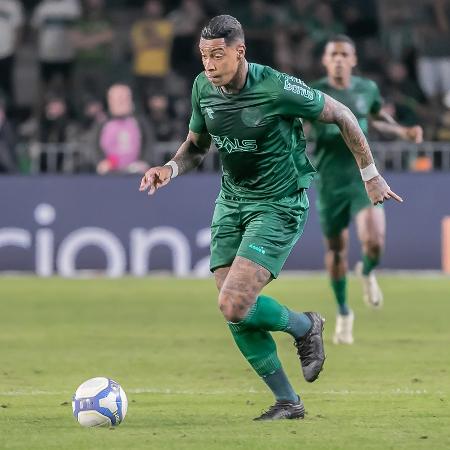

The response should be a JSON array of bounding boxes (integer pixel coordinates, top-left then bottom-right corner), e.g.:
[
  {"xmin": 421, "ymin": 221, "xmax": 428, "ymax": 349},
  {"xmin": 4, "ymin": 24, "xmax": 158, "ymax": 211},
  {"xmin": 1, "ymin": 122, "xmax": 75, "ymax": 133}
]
[
  {"xmin": 221, "ymin": 60, "xmax": 249, "ymax": 94},
  {"xmin": 328, "ymin": 75, "xmax": 351, "ymax": 90}
]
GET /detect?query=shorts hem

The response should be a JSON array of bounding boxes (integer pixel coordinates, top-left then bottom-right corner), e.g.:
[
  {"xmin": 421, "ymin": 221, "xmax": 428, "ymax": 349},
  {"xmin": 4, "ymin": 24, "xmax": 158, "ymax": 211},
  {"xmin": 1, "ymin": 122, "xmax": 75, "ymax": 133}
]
[
  {"xmin": 210, "ymin": 261, "xmax": 234, "ymax": 273},
  {"xmin": 236, "ymin": 253, "xmax": 281, "ymax": 279}
]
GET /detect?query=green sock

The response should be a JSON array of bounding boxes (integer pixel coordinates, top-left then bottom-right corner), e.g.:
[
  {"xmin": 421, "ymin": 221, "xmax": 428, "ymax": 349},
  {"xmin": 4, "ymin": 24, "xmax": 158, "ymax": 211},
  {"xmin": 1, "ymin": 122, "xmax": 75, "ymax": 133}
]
[
  {"xmin": 228, "ymin": 323, "xmax": 282, "ymax": 376},
  {"xmin": 236, "ymin": 295, "xmax": 290, "ymax": 332},
  {"xmin": 262, "ymin": 368, "xmax": 299, "ymax": 402},
  {"xmin": 331, "ymin": 277, "xmax": 349, "ymax": 316},
  {"xmin": 236, "ymin": 295, "xmax": 311, "ymax": 338},
  {"xmin": 362, "ymin": 254, "xmax": 380, "ymax": 275},
  {"xmin": 227, "ymin": 295, "xmax": 306, "ymax": 400}
]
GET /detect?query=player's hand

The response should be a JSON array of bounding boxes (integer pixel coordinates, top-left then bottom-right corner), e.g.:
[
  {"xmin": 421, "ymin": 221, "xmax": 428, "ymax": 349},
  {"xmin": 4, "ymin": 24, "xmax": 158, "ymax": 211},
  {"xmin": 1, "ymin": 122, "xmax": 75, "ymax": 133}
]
[
  {"xmin": 139, "ymin": 166, "xmax": 172, "ymax": 195},
  {"xmin": 404, "ymin": 125, "xmax": 423, "ymax": 144},
  {"xmin": 364, "ymin": 175, "xmax": 403, "ymax": 205}
]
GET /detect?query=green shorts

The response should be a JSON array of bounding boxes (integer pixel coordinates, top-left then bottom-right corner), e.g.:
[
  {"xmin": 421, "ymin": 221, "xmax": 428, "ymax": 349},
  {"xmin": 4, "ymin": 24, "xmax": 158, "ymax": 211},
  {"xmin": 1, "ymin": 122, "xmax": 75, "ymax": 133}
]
[
  {"xmin": 316, "ymin": 180, "xmax": 374, "ymax": 238},
  {"xmin": 210, "ymin": 190, "xmax": 309, "ymax": 278}
]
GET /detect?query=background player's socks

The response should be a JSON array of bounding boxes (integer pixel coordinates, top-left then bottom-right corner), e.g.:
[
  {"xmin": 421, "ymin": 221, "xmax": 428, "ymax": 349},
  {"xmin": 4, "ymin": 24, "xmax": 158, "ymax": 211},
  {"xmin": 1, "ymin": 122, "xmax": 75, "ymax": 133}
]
[
  {"xmin": 261, "ymin": 368, "xmax": 299, "ymax": 402},
  {"xmin": 331, "ymin": 277, "xmax": 350, "ymax": 315},
  {"xmin": 362, "ymin": 254, "xmax": 380, "ymax": 275}
]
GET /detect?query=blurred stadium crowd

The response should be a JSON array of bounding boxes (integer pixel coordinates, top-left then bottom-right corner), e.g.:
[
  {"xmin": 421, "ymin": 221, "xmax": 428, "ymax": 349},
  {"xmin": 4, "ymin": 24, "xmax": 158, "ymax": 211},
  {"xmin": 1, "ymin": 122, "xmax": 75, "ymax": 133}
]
[{"xmin": 0, "ymin": 0, "xmax": 449, "ymax": 174}]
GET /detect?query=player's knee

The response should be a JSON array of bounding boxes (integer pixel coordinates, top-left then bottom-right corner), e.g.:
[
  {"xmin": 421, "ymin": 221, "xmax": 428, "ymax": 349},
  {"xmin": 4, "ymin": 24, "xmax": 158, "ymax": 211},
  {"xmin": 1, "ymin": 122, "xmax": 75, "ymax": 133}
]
[
  {"xmin": 365, "ymin": 239, "xmax": 383, "ymax": 257},
  {"xmin": 218, "ymin": 291, "xmax": 233, "ymax": 321},
  {"xmin": 217, "ymin": 290, "xmax": 248, "ymax": 322},
  {"xmin": 328, "ymin": 248, "xmax": 347, "ymax": 265}
]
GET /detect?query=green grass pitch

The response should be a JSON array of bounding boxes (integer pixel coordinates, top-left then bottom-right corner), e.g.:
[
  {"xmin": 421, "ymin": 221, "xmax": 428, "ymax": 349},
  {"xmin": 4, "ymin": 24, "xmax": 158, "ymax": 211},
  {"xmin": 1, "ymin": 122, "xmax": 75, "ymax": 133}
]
[{"xmin": 0, "ymin": 276, "xmax": 449, "ymax": 450}]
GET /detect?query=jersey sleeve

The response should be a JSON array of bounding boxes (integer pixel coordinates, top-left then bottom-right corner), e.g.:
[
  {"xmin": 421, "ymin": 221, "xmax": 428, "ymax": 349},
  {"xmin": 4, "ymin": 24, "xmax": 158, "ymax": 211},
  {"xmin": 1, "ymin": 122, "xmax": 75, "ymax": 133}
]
[
  {"xmin": 272, "ymin": 71, "xmax": 325, "ymax": 120},
  {"xmin": 370, "ymin": 81, "xmax": 383, "ymax": 115},
  {"xmin": 188, "ymin": 76, "xmax": 207, "ymax": 134}
]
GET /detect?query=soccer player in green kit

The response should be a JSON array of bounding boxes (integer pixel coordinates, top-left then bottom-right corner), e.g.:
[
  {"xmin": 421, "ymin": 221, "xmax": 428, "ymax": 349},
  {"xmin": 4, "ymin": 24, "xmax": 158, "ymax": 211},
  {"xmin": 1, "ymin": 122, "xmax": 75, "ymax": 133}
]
[
  {"xmin": 140, "ymin": 16, "xmax": 402, "ymax": 420},
  {"xmin": 310, "ymin": 35, "xmax": 423, "ymax": 345}
]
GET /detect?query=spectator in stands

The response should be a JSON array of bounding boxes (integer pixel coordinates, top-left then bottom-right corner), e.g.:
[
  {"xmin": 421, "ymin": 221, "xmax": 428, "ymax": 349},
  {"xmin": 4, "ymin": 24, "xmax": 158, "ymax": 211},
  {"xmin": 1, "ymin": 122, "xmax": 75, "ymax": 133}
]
[
  {"xmin": 31, "ymin": 0, "xmax": 82, "ymax": 92},
  {"xmin": 0, "ymin": 96, "xmax": 17, "ymax": 172},
  {"xmin": 36, "ymin": 93, "xmax": 78, "ymax": 172},
  {"xmin": 239, "ymin": 0, "xmax": 276, "ymax": 66},
  {"xmin": 414, "ymin": 0, "xmax": 450, "ymax": 103},
  {"xmin": 0, "ymin": 0, "xmax": 24, "ymax": 107},
  {"xmin": 71, "ymin": 0, "xmax": 114, "ymax": 101},
  {"xmin": 377, "ymin": 0, "xmax": 418, "ymax": 60},
  {"xmin": 383, "ymin": 62, "xmax": 430, "ymax": 128},
  {"xmin": 95, "ymin": 83, "xmax": 154, "ymax": 175},
  {"xmin": 307, "ymin": 2, "xmax": 345, "ymax": 54},
  {"xmin": 77, "ymin": 95, "xmax": 107, "ymax": 170},
  {"xmin": 131, "ymin": 0, "xmax": 173, "ymax": 100},
  {"xmin": 80, "ymin": 95, "xmax": 107, "ymax": 133},
  {"xmin": 436, "ymin": 91, "xmax": 450, "ymax": 141},
  {"xmin": 340, "ymin": 0, "xmax": 378, "ymax": 41},
  {"xmin": 168, "ymin": 0, "xmax": 205, "ymax": 84},
  {"xmin": 145, "ymin": 94, "xmax": 176, "ymax": 142}
]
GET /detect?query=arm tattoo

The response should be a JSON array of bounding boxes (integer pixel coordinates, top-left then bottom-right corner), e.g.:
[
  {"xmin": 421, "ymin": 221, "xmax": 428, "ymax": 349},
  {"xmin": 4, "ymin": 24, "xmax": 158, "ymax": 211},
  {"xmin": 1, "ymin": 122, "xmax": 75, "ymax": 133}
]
[
  {"xmin": 318, "ymin": 94, "xmax": 374, "ymax": 169},
  {"xmin": 172, "ymin": 133, "xmax": 211, "ymax": 175}
]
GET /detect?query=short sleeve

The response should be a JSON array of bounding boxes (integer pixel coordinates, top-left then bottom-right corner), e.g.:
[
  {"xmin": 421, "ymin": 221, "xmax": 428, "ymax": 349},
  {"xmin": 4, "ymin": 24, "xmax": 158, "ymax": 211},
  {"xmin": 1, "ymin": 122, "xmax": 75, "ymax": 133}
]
[
  {"xmin": 370, "ymin": 81, "xmax": 383, "ymax": 115},
  {"xmin": 188, "ymin": 76, "xmax": 207, "ymax": 134},
  {"xmin": 273, "ymin": 71, "xmax": 325, "ymax": 120}
]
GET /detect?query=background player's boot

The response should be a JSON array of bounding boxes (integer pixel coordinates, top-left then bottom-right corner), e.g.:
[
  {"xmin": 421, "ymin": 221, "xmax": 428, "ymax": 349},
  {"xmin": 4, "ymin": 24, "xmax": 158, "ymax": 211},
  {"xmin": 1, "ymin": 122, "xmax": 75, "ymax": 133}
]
[
  {"xmin": 253, "ymin": 397, "xmax": 305, "ymax": 421},
  {"xmin": 355, "ymin": 261, "xmax": 384, "ymax": 308},
  {"xmin": 294, "ymin": 312, "xmax": 326, "ymax": 382},
  {"xmin": 332, "ymin": 310, "xmax": 354, "ymax": 344}
]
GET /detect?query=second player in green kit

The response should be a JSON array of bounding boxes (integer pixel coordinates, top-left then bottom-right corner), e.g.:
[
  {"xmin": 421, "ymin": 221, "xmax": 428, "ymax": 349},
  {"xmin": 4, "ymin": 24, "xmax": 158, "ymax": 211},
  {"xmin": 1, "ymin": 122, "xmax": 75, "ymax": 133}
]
[{"xmin": 310, "ymin": 35, "xmax": 423, "ymax": 344}]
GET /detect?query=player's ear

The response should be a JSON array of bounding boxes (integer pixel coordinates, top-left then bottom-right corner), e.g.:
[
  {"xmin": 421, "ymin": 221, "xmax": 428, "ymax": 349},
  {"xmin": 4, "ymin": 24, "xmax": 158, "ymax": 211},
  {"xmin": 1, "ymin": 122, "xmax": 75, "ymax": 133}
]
[
  {"xmin": 236, "ymin": 43, "xmax": 246, "ymax": 60},
  {"xmin": 350, "ymin": 46, "xmax": 357, "ymax": 68}
]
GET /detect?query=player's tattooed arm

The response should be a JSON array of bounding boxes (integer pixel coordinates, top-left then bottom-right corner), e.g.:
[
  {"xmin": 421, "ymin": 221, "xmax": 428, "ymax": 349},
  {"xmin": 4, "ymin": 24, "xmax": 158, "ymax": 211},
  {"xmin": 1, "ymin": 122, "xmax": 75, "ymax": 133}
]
[
  {"xmin": 317, "ymin": 93, "xmax": 374, "ymax": 169},
  {"xmin": 317, "ymin": 94, "xmax": 403, "ymax": 204},
  {"xmin": 172, "ymin": 131, "xmax": 211, "ymax": 175},
  {"xmin": 370, "ymin": 110, "xmax": 423, "ymax": 143},
  {"xmin": 139, "ymin": 131, "xmax": 211, "ymax": 195}
]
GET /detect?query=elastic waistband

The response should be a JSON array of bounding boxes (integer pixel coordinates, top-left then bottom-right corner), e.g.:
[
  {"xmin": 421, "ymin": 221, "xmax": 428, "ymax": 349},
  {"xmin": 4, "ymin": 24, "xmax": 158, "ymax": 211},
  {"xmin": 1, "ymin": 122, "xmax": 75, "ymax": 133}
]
[{"xmin": 220, "ymin": 187, "xmax": 304, "ymax": 202}]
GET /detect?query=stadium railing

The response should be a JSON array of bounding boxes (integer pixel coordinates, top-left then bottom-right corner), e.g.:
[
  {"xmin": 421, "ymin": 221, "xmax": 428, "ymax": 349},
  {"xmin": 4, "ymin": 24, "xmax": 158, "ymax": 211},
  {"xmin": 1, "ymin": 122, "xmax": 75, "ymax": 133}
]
[{"xmin": 17, "ymin": 141, "xmax": 450, "ymax": 173}]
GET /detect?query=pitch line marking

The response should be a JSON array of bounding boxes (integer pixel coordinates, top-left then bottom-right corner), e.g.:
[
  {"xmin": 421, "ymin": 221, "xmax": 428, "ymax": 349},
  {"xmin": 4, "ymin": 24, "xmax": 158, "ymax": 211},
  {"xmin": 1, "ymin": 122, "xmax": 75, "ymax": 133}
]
[{"xmin": 0, "ymin": 388, "xmax": 442, "ymax": 397}]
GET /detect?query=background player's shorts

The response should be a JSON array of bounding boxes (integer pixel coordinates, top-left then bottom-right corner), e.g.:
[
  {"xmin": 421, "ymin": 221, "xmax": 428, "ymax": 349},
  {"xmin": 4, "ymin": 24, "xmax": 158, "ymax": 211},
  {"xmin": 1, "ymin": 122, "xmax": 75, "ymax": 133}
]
[
  {"xmin": 316, "ymin": 180, "xmax": 376, "ymax": 238},
  {"xmin": 210, "ymin": 190, "xmax": 309, "ymax": 278}
]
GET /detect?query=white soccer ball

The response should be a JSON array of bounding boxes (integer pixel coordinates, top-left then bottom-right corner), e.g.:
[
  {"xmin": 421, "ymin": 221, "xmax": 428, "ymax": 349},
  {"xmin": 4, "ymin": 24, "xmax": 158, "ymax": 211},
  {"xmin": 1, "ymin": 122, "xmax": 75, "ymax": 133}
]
[{"xmin": 72, "ymin": 377, "xmax": 128, "ymax": 427}]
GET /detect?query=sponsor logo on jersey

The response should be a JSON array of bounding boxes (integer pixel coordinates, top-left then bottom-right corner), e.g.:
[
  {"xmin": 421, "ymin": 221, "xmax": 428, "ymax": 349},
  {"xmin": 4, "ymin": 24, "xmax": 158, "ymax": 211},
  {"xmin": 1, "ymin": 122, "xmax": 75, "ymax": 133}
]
[
  {"xmin": 248, "ymin": 243, "xmax": 266, "ymax": 254},
  {"xmin": 211, "ymin": 134, "xmax": 258, "ymax": 153},
  {"xmin": 205, "ymin": 107, "xmax": 215, "ymax": 119},
  {"xmin": 282, "ymin": 75, "xmax": 316, "ymax": 101}
]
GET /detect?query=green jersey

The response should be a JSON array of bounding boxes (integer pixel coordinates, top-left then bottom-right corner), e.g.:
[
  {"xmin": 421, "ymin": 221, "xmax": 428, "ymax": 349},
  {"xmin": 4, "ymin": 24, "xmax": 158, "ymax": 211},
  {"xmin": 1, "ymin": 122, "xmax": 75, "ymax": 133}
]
[
  {"xmin": 189, "ymin": 63, "xmax": 325, "ymax": 200},
  {"xmin": 310, "ymin": 76, "xmax": 382, "ymax": 191}
]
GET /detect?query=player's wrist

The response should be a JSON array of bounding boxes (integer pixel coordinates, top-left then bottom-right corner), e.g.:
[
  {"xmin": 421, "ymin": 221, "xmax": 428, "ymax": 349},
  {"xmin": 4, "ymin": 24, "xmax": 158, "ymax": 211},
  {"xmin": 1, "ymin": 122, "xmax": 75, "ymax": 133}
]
[
  {"xmin": 360, "ymin": 163, "xmax": 379, "ymax": 182},
  {"xmin": 164, "ymin": 160, "xmax": 179, "ymax": 179}
]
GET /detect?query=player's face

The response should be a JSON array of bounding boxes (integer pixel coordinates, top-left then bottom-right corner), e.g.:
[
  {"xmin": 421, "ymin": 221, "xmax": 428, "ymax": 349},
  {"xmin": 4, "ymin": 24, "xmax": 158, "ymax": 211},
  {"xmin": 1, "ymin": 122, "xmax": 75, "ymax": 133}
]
[
  {"xmin": 199, "ymin": 38, "xmax": 245, "ymax": 87},
  {"xmin": 322, "ymin": 42, "xmax": 357, "ymax": 80}
]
